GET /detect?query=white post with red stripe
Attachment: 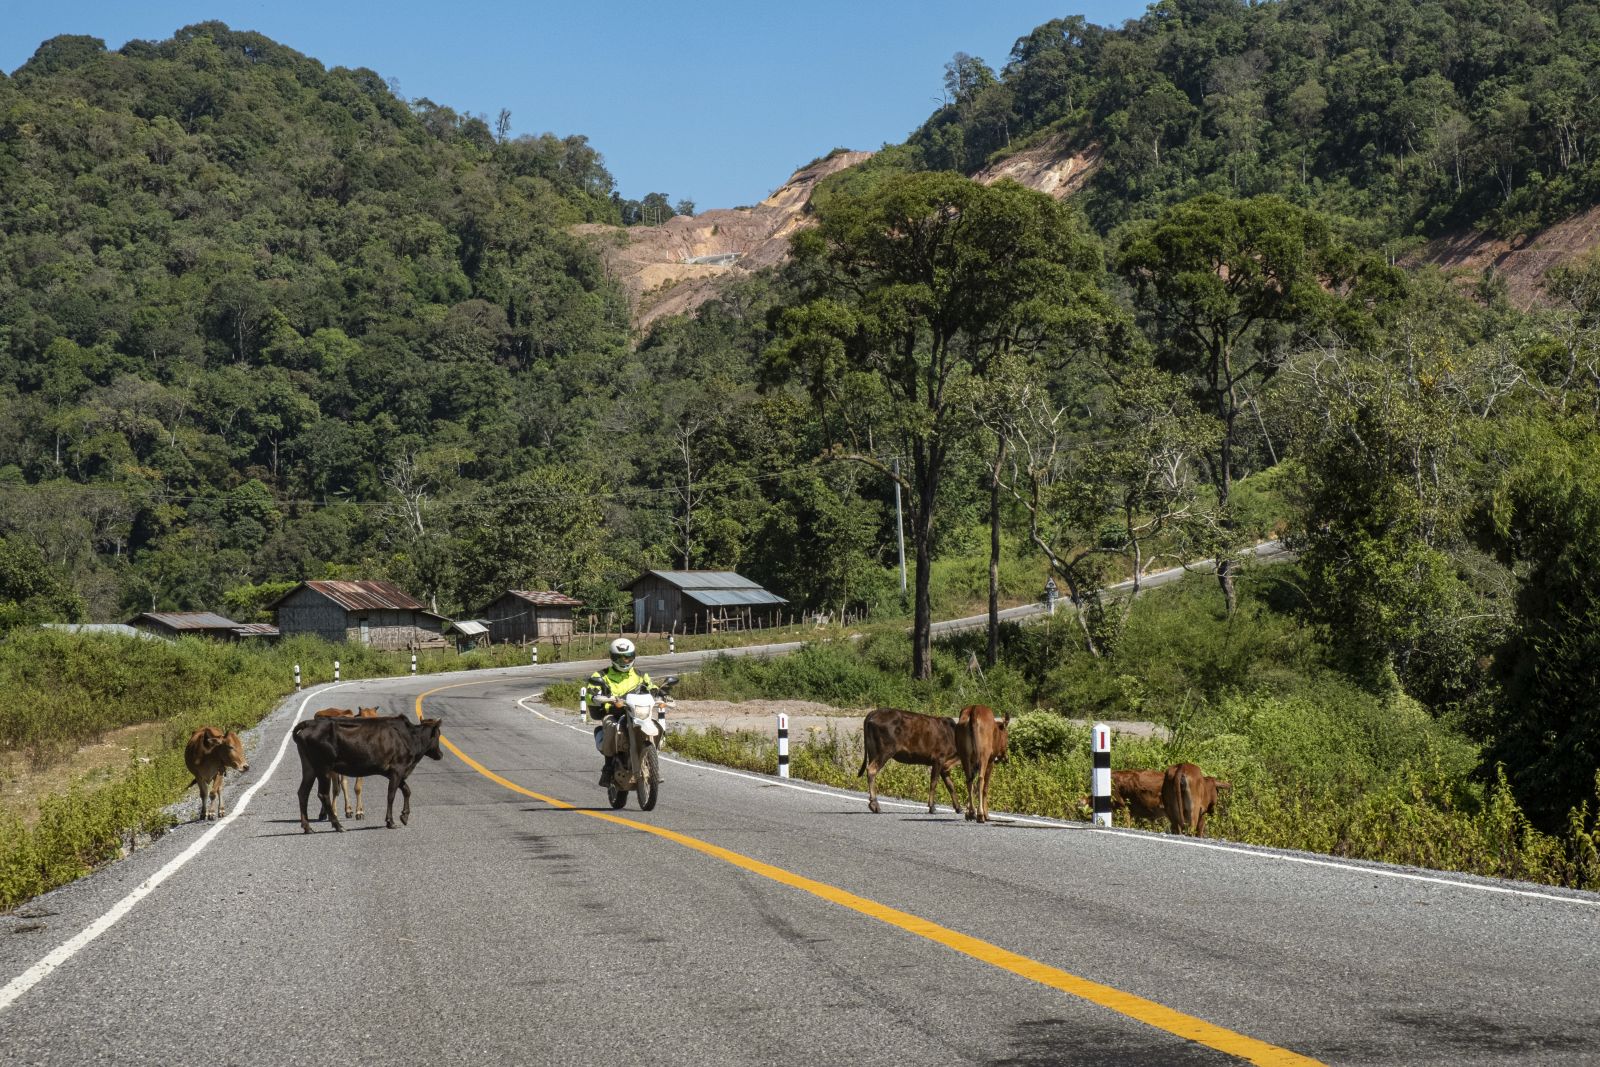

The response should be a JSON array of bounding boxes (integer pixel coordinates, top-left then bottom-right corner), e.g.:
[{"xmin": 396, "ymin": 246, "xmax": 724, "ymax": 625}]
[
  {"xmin": 1092, "ymin": 722, "xmax": 1112, "ymax": 827},
  {"xmin": 777, "ymin": 713, "xmax": 790, "ymax": 778}
]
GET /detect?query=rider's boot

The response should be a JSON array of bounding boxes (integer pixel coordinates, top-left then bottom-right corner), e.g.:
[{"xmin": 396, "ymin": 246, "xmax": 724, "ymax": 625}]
[{"xmin": 598, "ymin": 756, "xmax": 616, "ymax": 786}]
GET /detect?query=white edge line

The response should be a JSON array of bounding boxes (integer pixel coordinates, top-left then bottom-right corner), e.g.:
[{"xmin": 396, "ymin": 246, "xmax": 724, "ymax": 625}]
[
  {"xmin": 517, "ymin": 693, "xmax": 1600, "ymax": 910},
  {"xmin": 0, "ymin": 683, "xmax": 348, "ymax": 1014}
]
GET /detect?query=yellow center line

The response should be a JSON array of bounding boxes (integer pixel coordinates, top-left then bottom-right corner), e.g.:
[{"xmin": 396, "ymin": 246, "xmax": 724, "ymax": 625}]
[{"xmin": 417, "ymin": 680, "xmax": 1322, "ymax": 1067}]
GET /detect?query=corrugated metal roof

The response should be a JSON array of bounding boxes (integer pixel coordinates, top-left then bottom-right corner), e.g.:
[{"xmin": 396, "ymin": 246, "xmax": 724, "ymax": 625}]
[
  {"xmin": 285, "ymin": 580, "xmax": 427, "ymax": 612},
  {"xmin": 41, "ymin": 623, "xmax": 168, "ymax": 641},
  {"xmin": 686, "ymin": 589, "xmax": 789, "ymax": 607},
  {"xmin": 131, "ymin": 611, "xmax": 241, "ymax": 631},
  {"xmin": 231, "ymin": 623, "xmax": 280, "ymax": 638},
  {"xmin": 450, "ymin": 620, "xmax": 490, "ymax": 636},
  {"xmin": 507, "ymin": 590, "xmax": 583, "ymax": 607},
  {"xmin": 633, "ymin": 571, "xmax": 767, "ymax": 591}
]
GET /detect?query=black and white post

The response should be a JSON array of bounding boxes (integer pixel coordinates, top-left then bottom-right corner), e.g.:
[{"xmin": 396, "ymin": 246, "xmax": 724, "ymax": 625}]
[
  {"xmin": 334, "ymin": 659, "xmax": 341, "ymax": 684},
  {"xmin": 532, "ymin": 644, "xmax": 539, "ymax": 666},
  {"xmin": 410, "ymin": 652, "xmax": 417, "ymax": 676},
  {"xmin": 294, "ymin": 663, "xmax": 301, "ymax": 690},
  {"xmin": 669, "ymin": 632, "xmax": 675, "ymax": 654},
  {"xmin": 579, "ymin": 686, "xmax": 589, "ymax": 724},
  {"xmin": 777, "ymin": 713, "xmax": 790, "ymax": 779},
  {"xmin": 1092, "ymin": 722, "xmax": 1112, "ymax": 827}
]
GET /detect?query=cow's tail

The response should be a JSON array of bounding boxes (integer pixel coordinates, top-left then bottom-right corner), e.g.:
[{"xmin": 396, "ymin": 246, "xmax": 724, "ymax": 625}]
[
  {"xmin": 857, "ymin": 755, "xmax": 868, "ymax": 778},
  {"xmin": 1180, "ymin": 771, "xmax": 1195, "ymax": 832}
]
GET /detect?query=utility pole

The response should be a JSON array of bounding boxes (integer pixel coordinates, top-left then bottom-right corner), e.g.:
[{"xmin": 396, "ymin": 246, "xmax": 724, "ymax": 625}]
[{"xmin": 893, "ymin": 457, "xmax": 907, "ymax": 601}]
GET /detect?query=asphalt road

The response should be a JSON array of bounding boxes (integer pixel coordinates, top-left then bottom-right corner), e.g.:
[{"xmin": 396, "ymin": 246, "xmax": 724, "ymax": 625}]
[{"xmin": 2, "ymin": 655, "xmax": 1597, "ymax": 1066}]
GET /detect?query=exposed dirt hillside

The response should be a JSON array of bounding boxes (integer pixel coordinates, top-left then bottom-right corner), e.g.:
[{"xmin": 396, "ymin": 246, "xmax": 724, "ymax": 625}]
[
  {"xmin": 972, "ymin": 134, "xmax": 1102, "ymax": 199},
  {"xmin": 576, "ymin": 151, "xmax": 873, "ymax": 333},
  {"xmin": 1412, "ymin": 203, "xmax": 1600, "ymax": 308}
]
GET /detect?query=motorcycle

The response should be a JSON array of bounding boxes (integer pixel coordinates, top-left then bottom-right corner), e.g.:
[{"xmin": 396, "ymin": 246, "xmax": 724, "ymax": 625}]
[{"xmin": 587, "ymin": 676, "xmax": 677, "ymax": 811}]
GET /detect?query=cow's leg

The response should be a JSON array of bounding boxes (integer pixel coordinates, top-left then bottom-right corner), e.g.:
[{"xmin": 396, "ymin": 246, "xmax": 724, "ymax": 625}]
[
  {"xmin": 925, "ymin": 765, "xmax": 938, "ymax": 814},
  {"xmin": 979, "ymin": 760, "xmax": 992, "ymax": 822},
  {"xmin": 212, "ymin": 773, "xmax": 225, "ymax": 819},
  {"xmin": 938, "ymin": 759, "xmax": 964, "ymax": 815},
  {"xmin": 353, "ymin": 776, "xmax": 364, "ymax": 819},
  {"xmin": 963, "ymin": 760, "xmax": 979, "ymax": 822},
  {"xmin": 865, "ymin": 760, "xmax": 881, "ymax": 814},
  {"xmin": 318, "ymin": 774, "xmax": 343, "ymax": 832},
  {"xmin": 398, "ymin": 777, "xmax": 413, "ymax": 826},
  {"xmin": 297, "ymin": 771, "xmax": 314, "ymax": 833},
  {"xmin": 195, "ymin": 776, "xmax": 207, "ymax": 821},
  {"xmin": 385, "ymin": 774, "xmax": 400, "ymax": 829}
]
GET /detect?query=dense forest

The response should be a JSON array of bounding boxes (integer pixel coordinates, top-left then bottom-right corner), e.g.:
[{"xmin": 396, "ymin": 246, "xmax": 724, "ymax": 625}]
[{"xmin": 2, "ymin": 4, "xmax": 1600, "ymax": 832}]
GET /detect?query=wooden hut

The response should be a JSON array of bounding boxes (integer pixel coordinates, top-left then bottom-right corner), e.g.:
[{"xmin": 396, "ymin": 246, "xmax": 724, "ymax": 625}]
[
  {"xmin": 269, "ymin": 580, "xmax": 448, "ymax": 650},
  {"xmin": 128, "ymin": 611, "xmax": 247, "ymax": 641},
  {"xmin": 623, "ymin": 571, "xmax": 787, "ymax": 633},
  {"xmin": 479, "ymin": 590, "xmax": 582, "ymax": 645}
]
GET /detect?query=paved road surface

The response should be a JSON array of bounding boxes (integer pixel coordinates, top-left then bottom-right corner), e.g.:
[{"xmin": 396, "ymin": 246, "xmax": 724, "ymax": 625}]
[{"xmin": 3, "ymin": 658, "xmax": 1596, "ymax": 1066}]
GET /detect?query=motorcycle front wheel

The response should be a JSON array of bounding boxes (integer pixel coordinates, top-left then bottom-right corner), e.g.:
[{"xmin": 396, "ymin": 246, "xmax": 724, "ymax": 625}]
[
  {"xmin": 606, "ymin": 781, "xmax": 628, "ymax": 809},
  {"xmin": 636, "ymin": 746, "xmax": 659, "ymax": 811}
]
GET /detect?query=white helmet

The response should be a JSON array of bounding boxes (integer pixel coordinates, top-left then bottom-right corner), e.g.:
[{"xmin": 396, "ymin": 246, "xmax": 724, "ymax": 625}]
[{"xmin": 609, "ymin": 637, "xmax": 636, "ymax": 672}]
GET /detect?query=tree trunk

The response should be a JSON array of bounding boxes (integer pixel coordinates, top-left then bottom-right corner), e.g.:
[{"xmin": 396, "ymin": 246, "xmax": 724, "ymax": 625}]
[
  {"xmin": 986, "ymin": 437, "xmax": 1006, "ymax": 669},
  {"xmin": 912, "ymin": 520, "xmax": 935, "ymax": 681}
]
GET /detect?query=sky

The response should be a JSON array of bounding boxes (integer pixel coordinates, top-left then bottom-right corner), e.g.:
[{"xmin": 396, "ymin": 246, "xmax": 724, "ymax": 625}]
[{"xmin": 2, "ymin": 0, "xmax": 1150, "ymax": 210}]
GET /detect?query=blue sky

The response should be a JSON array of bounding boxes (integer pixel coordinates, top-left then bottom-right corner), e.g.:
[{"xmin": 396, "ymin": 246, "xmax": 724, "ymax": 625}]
[{"xmin": 3, "ymin": 1, "xmax": 1149, "ymax": 210}]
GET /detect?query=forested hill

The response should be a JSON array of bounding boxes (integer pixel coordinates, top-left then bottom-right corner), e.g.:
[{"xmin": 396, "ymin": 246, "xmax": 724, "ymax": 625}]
[
  {"xmin": 895, "ymin": 0, "xmax": 1600, "ymax": 246},
  {"xmin": 0, "ymin": 24, "xmax": 648, "ymax": 618}
]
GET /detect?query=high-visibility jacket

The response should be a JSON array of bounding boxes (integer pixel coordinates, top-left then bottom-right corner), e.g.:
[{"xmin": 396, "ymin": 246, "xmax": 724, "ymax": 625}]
[{"xmin": 587, "ymin": 666, "xmax": 652, "ymax": 703}]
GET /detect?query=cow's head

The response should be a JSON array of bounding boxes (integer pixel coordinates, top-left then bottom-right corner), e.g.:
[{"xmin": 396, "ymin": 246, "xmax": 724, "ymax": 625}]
[
  {"xmin": 994, "ymin": 712, "xmax": 1010, "ymax": 763},
  {"xmin": 357, "ymin": 706, "xmax": 381, "ymax": 717},
  {"xmin": 419, "ymin": 718, "xmax": 444, "ymax": 760},
  {"xmin": 207, "ymin": 730, "xmax": 249, "ymax": 774}
]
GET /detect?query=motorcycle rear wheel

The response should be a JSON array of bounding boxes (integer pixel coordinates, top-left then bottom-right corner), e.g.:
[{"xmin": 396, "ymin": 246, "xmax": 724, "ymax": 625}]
[{"xmin": 636, "ymin": 746, "xmax": 659, "ymax": 811}]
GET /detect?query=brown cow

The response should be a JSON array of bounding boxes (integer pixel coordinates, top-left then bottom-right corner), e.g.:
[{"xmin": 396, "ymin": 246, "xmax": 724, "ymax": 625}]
[
  {"xmin": 1161, "ymin": 763, "xmax": 1231, "ymax": 836},
  {"xmin": 293, "ymin": 714, "xmax": 443, "ymax": 833},
  {"xmin": 312, "ymin": 706, "xmax": 382, "ymax": 819},
  {"xmin": 1109, "ymin": 769, "xmax": 1168, "ymax": 825},
  {"xmin": 857, "ymin": 708, "xmax": 964, "ymax": 815},
  {"xmin": 955, "ymin": 705, "xmax": 1009, "ymax": 823},
  {"xmin": 184, "ymin": 726, "xmax": 249, "ymax": 821}
]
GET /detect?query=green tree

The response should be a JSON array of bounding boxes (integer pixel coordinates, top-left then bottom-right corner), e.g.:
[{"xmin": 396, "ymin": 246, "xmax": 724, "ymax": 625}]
[
  {"xmin": 770, "ymin": 172, "xmax": 1107, "ymax": 678},
  {"xmin": 1117, "ymin": 194, "xmax": 1368, "ymax": 612}
]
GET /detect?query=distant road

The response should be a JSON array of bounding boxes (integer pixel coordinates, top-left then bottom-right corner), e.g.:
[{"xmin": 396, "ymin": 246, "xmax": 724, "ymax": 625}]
[{"xmin": 932, "ymin": 538, "xmax": 1292, "ymax": 635}]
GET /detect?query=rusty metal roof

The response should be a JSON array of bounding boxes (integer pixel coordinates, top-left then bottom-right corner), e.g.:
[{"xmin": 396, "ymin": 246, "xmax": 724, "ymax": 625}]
[
  {"xmin": 505, "ymin": 590, "xmax": 583, "ymax": 607},
  {"xmin": 130, "ymin": 611, "xmax": 242, "ymax": 631},
  {"xmin": 282, "ymin": 580, "xmax": 428, "ymax": 612},
  {"xmin": 231, "ymin": 623, "xmax": 280, "ymax": 638}
]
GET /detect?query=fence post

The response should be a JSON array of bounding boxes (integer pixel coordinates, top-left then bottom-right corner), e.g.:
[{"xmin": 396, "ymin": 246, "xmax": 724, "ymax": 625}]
[
  {"xmin": 334, "ymin": 659, "xmax": 341, "ymax": 683},
  {"xmin": 294, "ymin": 663, "xmax": 301, "ymax": 690},
  {"xmin": 411, "ymin": 652, "xmax": 417, "ymax": 677},
  {"xmin": 1092, "ymin": 722, "xmax": 1112, "ymax": 827},
  {"xmin": 777, "ymin": 713, "xmax": 790, "ymax": 779}
]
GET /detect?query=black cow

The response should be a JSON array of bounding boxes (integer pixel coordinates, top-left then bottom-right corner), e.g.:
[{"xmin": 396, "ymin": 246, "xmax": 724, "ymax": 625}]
[{"xmin": 293, "ymin": 715, "xmax": 443, "ymax": 833}]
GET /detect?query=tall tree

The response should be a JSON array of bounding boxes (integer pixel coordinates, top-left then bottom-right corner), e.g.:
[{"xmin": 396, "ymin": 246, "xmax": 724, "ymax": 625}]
[
  {"xmin": 770, "ymin": 172, "xmax": 1107, "ymax": 678},
  {"xmin": 1116, "ymin": 194, "xmax": 1369, "ymax": 612}
]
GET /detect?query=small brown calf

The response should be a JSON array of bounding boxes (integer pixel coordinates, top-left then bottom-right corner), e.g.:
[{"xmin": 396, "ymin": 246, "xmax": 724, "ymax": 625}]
[
  {"xmin": 184, "ymin": 726, "xmax": 249, "ymax": 820},
  {"xmin": 312, "ymin": 706, "xmax": 381, "ymax": 818}
]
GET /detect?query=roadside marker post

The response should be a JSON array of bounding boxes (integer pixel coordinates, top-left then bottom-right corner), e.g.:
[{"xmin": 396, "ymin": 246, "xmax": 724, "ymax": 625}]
[
  {"xmin": 334, "ymin": 660, "xmax": 340, "ymax": 683},
  {"xmin": 669, "ymin": 633, "xmax": 675, "ymax": 654},
  {"xmin": 410, "ymin": 653, "xmax": 417, "ymax": 676},
  {"xmin": 532, "ymin": 644, "xmax": 539, "ymax": 666},
  {"xmin": 294, "ymin": 663, "xmax": 301, "ymax": 690},
  {"xmin": 1092, "ymin": 722, "xmax": 1112, "ymax": 827},
  {"xmin": 579, "ymin": 686, "xmax": 589, "ymax": 724},
  {"xmin": 777, "ymin": 713, "xmax": 790, "ymax": 779}
]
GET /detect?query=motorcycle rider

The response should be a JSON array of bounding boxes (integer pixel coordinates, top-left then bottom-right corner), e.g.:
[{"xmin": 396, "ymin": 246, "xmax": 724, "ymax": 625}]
[{"xmin": 588, "ymin": 637, "xmax": 655, "ymax": 786}]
